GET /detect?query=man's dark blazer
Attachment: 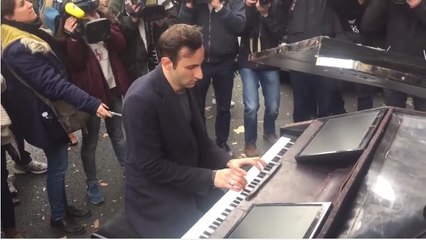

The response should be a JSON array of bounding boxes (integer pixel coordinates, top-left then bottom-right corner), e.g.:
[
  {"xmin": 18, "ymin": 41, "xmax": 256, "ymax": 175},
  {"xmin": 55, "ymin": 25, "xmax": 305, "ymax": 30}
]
[{"xmin": 122, "ymin": 66, "xmax": 232, "ymax": 238}]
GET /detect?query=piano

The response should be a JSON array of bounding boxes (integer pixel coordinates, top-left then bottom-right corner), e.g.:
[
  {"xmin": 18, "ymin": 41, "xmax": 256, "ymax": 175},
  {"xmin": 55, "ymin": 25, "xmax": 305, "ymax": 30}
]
[
  {"xmin": 182, "ymin": 107, "xmax": 426, "ymax": 238},
  {"xmin": 182, "ymin": 136, "xmax": 295, "ymax": 239}
]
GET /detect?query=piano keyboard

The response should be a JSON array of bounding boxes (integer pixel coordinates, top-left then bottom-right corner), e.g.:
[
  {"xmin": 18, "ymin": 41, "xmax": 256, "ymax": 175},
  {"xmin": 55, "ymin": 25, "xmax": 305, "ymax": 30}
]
[{"xmin": 181, "ymin": 137, "xmax": 294, "ymax": 239}]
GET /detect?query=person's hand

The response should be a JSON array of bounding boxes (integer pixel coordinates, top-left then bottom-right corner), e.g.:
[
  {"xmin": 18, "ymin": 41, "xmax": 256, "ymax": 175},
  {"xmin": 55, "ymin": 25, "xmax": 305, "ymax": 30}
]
[
  {"xmin": 406, "ymin": 0, "xmax": 422, "ymax": 8},
  {"xmin": 214, "ymin": 167, "xmax": 248, "ymax": 191},
  {"xmin": 185, "ymin": 0, "xmax": 193, "ymax": 8},
  {"xmin": 64, "ymin": 17, "xmax": 79, "ymax": 34},
  {"xmin": 245, "ymin": 0, "xmax": 256, "ymax": 7},
  {"xmin": 96, "ymin": 103, "xmax": 112, "ymax": 118},
  {"xmin": 210, "ymin": 0, "xmax": 223, "ymax": 10},
  {"xmin": 256, "ymin": 0, "xmax": 270, "ymax": 15},
  {"xmin": 213, "ymin": 157, "xmax": 266, "ymax": 191},
  {"xmin": 227, "ymin": 157, "xmax": 266, "ymax": 171}
]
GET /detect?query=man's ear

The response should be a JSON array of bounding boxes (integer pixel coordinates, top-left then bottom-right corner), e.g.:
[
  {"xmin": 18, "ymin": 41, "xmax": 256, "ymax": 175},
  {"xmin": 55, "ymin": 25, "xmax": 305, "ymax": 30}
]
[{"xmin": 161, "ymin": 56, "xmax": 173, "ymax": 70}]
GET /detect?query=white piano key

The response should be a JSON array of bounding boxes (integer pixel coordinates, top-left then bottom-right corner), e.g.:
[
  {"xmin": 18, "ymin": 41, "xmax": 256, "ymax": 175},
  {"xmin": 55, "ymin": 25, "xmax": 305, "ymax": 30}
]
[{"xmin": 181, "ymin": 137, "xmax": 291, "ymax": 239}]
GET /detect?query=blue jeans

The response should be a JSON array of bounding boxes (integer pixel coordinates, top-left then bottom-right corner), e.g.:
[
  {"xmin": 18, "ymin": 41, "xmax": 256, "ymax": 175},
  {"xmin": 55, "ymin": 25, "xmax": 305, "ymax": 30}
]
[
  {"xmin": 81, "ymin": 95, "xmax": 126, "ymax": 185},
  {"xmin": 384, "ymin": 89, "xmax": 426, "ymax": 111},
  {"xmin": 239, "ymin": 68, "xmax": 280, "ymax": 145},
  {"xmin": 199, "ymin": 59, "xmax": 235, "ymax": 146},
  {"xmin": 44, "ymin": 143, "xmax": 68, "ymax": 220},
  {"xmin": 289, "ymin": 71, "xmax": 346, "ymax": 122}
]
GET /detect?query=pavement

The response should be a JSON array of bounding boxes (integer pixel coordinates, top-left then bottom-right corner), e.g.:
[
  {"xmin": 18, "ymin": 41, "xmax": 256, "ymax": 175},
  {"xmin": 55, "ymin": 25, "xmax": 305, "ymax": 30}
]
[{"xmin": 6, "ymin": 74, "xmax": 386, "ymax": 238}]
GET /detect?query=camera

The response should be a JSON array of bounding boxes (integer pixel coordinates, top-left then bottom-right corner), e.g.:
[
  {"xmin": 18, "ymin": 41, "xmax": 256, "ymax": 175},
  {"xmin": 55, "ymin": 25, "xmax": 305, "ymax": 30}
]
[
  {"xmin": 125, "ymin": 0, "xmax": 166, "ymax": 21},
  {"xmin": 62, "ymin": 0, "xmax": 111, "ymax": 43}
]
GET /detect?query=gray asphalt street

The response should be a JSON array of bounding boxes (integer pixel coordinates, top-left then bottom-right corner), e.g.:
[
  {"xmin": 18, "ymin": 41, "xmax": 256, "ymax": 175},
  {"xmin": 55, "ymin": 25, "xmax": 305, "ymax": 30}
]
[{"xmin": 6, "ymin": 75, "xmax": 386, "ymax": 238}]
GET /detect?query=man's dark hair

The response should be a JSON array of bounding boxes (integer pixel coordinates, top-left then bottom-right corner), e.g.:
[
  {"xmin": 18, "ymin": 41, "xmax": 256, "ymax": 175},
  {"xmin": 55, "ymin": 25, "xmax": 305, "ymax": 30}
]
[
  {"xmin": 1, "ymin": 0, "xmax": 15, "ymax": 18},
  {"xmin": 157, "ymin": 24, "xmax": 203, "ymax": 66}
]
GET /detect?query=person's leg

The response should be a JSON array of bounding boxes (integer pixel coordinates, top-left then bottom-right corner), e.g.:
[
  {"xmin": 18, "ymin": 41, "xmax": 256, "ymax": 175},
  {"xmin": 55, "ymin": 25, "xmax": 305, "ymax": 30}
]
[
  {"xmin": 80, "ymin": 115, "xmax": 105, "ymax": 204},
  {"xmin": 198, "ymin": 63, "xmax": 214, "ymax": 119},
  {"xmin": 259, "ymin": 69, "xmax": 280, "ymax": 143},
  {"xmin": 289, "ymin": 71, "xmax": 316, "ymax": 122},
  {"xmin": 104, "ymin": 95, "xmax": 126, "ymax": 167},
  {"xmin": 44, "ymin": 144, "xmax": 68, "ymax": 221},
  {"xmin": 413, "ymin": 96, "xmax": 426, "ymax": 112},
  {"xmin": 356, "ymin": 83, "xmax": 374, "ymax": 111},
  {"xmin": 239, "ymin": 68, "xmax": 260, "ymax": 157},
  {"xmin": 10, "ymin": 129, "xmax": 47, "ymax": 175},
  {"xmin": 45, "ymin": 144, "xmax": 85, "ymax": 235},
  {"xmin": 81, "ymin": 115, "xmax": 101, "ymax": 185},
  {"xmin": 316, "ymin": 76, "xmax": 346, "ymax": 118},
  {"xmin": 1, "ymin": 146, "xmax": 19, "ymax": 237},
  {"xmin": 211, "ymin": 61, "xmax": 234, "ymax": 150},
  {"xmin": 383, "ymin": 89, "xmax": 407, "ymax": 108},
  {"xmin": 239, "ymin": 68, "xmax": 260, "ymax": 145}
]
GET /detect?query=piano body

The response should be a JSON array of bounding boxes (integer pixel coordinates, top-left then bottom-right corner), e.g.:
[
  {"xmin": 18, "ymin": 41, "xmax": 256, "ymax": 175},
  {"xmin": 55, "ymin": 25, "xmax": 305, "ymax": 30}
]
[
  {"xmin": 182, "ymin": 37, "xmax": 426, "ymax": 239},
  {"xmin": 182, "ymin": 107, "xmax": 426, "ymax": 238}
]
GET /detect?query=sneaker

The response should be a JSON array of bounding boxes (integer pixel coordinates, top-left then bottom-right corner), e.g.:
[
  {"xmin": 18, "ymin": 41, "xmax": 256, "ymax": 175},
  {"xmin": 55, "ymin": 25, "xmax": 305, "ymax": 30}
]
[
  {"xmin": 218, "ymin": 143, "xmax": 234, "ymax": 157},
  {"xmin": 212, "ymin": 98, "xmax": 235, "ymax": 108},
  {"xmin": 87, "ymin": 183, "xmax": 105, "ymax": 205},
  {"xmin": 244, "ymin": 144, "xmax": 259, "ymax": 157},
  {"xmin": 263, "ymin": 133, "xmax": 279, "ymax": 144},
  {"xmin": 14, "ymin": 160, "xmax": 47, "ymax": 175}
]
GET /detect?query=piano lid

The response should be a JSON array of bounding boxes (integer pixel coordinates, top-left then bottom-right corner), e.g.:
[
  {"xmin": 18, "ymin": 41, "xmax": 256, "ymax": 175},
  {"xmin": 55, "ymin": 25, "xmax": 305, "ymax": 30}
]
[{"xmin": 250, "ymin": 36, "xmax": 426, "ymax": 98}]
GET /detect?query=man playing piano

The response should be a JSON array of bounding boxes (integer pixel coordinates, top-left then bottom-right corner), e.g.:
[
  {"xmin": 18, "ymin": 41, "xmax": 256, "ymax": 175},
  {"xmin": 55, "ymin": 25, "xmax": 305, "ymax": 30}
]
[{"xmin": 122, "ymin": 24, "xmax": 266, "ymax": 238}]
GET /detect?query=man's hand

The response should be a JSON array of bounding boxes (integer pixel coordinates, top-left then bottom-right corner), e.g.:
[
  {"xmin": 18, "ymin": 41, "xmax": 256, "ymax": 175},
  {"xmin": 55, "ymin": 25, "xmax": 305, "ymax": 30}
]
[
  {"xmin": 96, "ymin": 103, "xmax": 112, "ymax": 118},
  {"xmin": 256, "ymin": 0, "xmax": 270, "ymax": 16},
  {"xmin": 213, "ymin": 157, "xmax": 266, "ymax": 191},
  {"xmin": 406, "ymin": 0, "xmax": 422, "ymax": 8},
  {"xmin": 210, "ymin": 0, "xmax": 223, "ymax": 11},
  {"xmin": 245, "ymin": 0, "xmax": 257, "ymax": 7},
  {"xmin": 185, "ymin": 0, "xmax": 193, "ymax": 8}
]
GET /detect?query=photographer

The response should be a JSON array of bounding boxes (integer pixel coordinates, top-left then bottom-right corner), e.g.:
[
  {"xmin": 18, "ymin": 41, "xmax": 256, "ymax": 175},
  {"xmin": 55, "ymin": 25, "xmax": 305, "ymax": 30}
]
[
  {"xmin": 109, "ymin": 0, "xmax": 178, "ymax": 82},
  {"xmin": 361, "ymin": 0, "xmax": 426, "ymax": 111},
  {"xmin": 59, "ymin": 0, "xmax": 130, "ymax": 205},
  {"xmin": 177, "ymin": 0, "xmax": 246, "ymax": 156},
  {"xmin": 238, "ymin": 0, "xmax": 289, "ymax": 156}
]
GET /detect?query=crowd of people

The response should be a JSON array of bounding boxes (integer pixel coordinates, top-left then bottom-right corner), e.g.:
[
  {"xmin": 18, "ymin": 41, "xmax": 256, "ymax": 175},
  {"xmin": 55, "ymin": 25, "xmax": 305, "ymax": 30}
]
[{"xmin": 1, "ymin": 0, "xmax": 425, "ymax": 237}]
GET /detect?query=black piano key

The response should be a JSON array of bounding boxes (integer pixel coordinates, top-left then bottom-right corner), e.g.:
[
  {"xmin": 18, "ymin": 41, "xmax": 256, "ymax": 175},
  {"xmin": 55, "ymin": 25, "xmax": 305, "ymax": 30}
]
[
  {"xmin": 278, "ymin": 149, "xmax": 287, "ymax": 155},
  {"xmin": 213, "ymin": 220, "xmax": 221, "ymax": 226},
  {"xmin": 253, "ymin": 178, "xmax": 261, "ymax": 183},
  {"xmin": 200, "ymin": 235, "xmax": 208, "ymax": 239},
  {"xmin": 210, "ymin": 225, "xmax": 218, "ymax": 230},
  {"xmin": 248, "ymin": 183, "xmax": 256, "ymax": 188},
  {"xmin": 202, "ymin": 231, "xmax": 211, "ymax": 237},
  {"xmin": 236, "ymin": 196, "xmax": 243, "ymax": 201},
  {"xmin": 271, "ymin": 156, "xmax": 281, "ymax": 162},
  {"xmin": 232, "ymin": 199, "xmax": 240, "ymax": 205},
  {"xmin": 264, "ymin": 166, "xmax": 272, "ymax": 172},
  {"xmin": 230, "ymin": 203, "xmax": 237, "ymax": 208},
  {"xmin": 224, "ymin": 208, "xmax": 232, "ymax": 213},
  {"xmin": 221, "ymin": 212, "xmax": 228, "ymax": 217},
  {"xmin": 240, "ymin": 191, "xmax": 249, "ymax": 197},
  {"xmin": 215, "ymin": 218, "xmax": 223, "ymax": 223},
  {"xmin": 258, "ymin": 172, "xmax": 267, "ymax": 178}
]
